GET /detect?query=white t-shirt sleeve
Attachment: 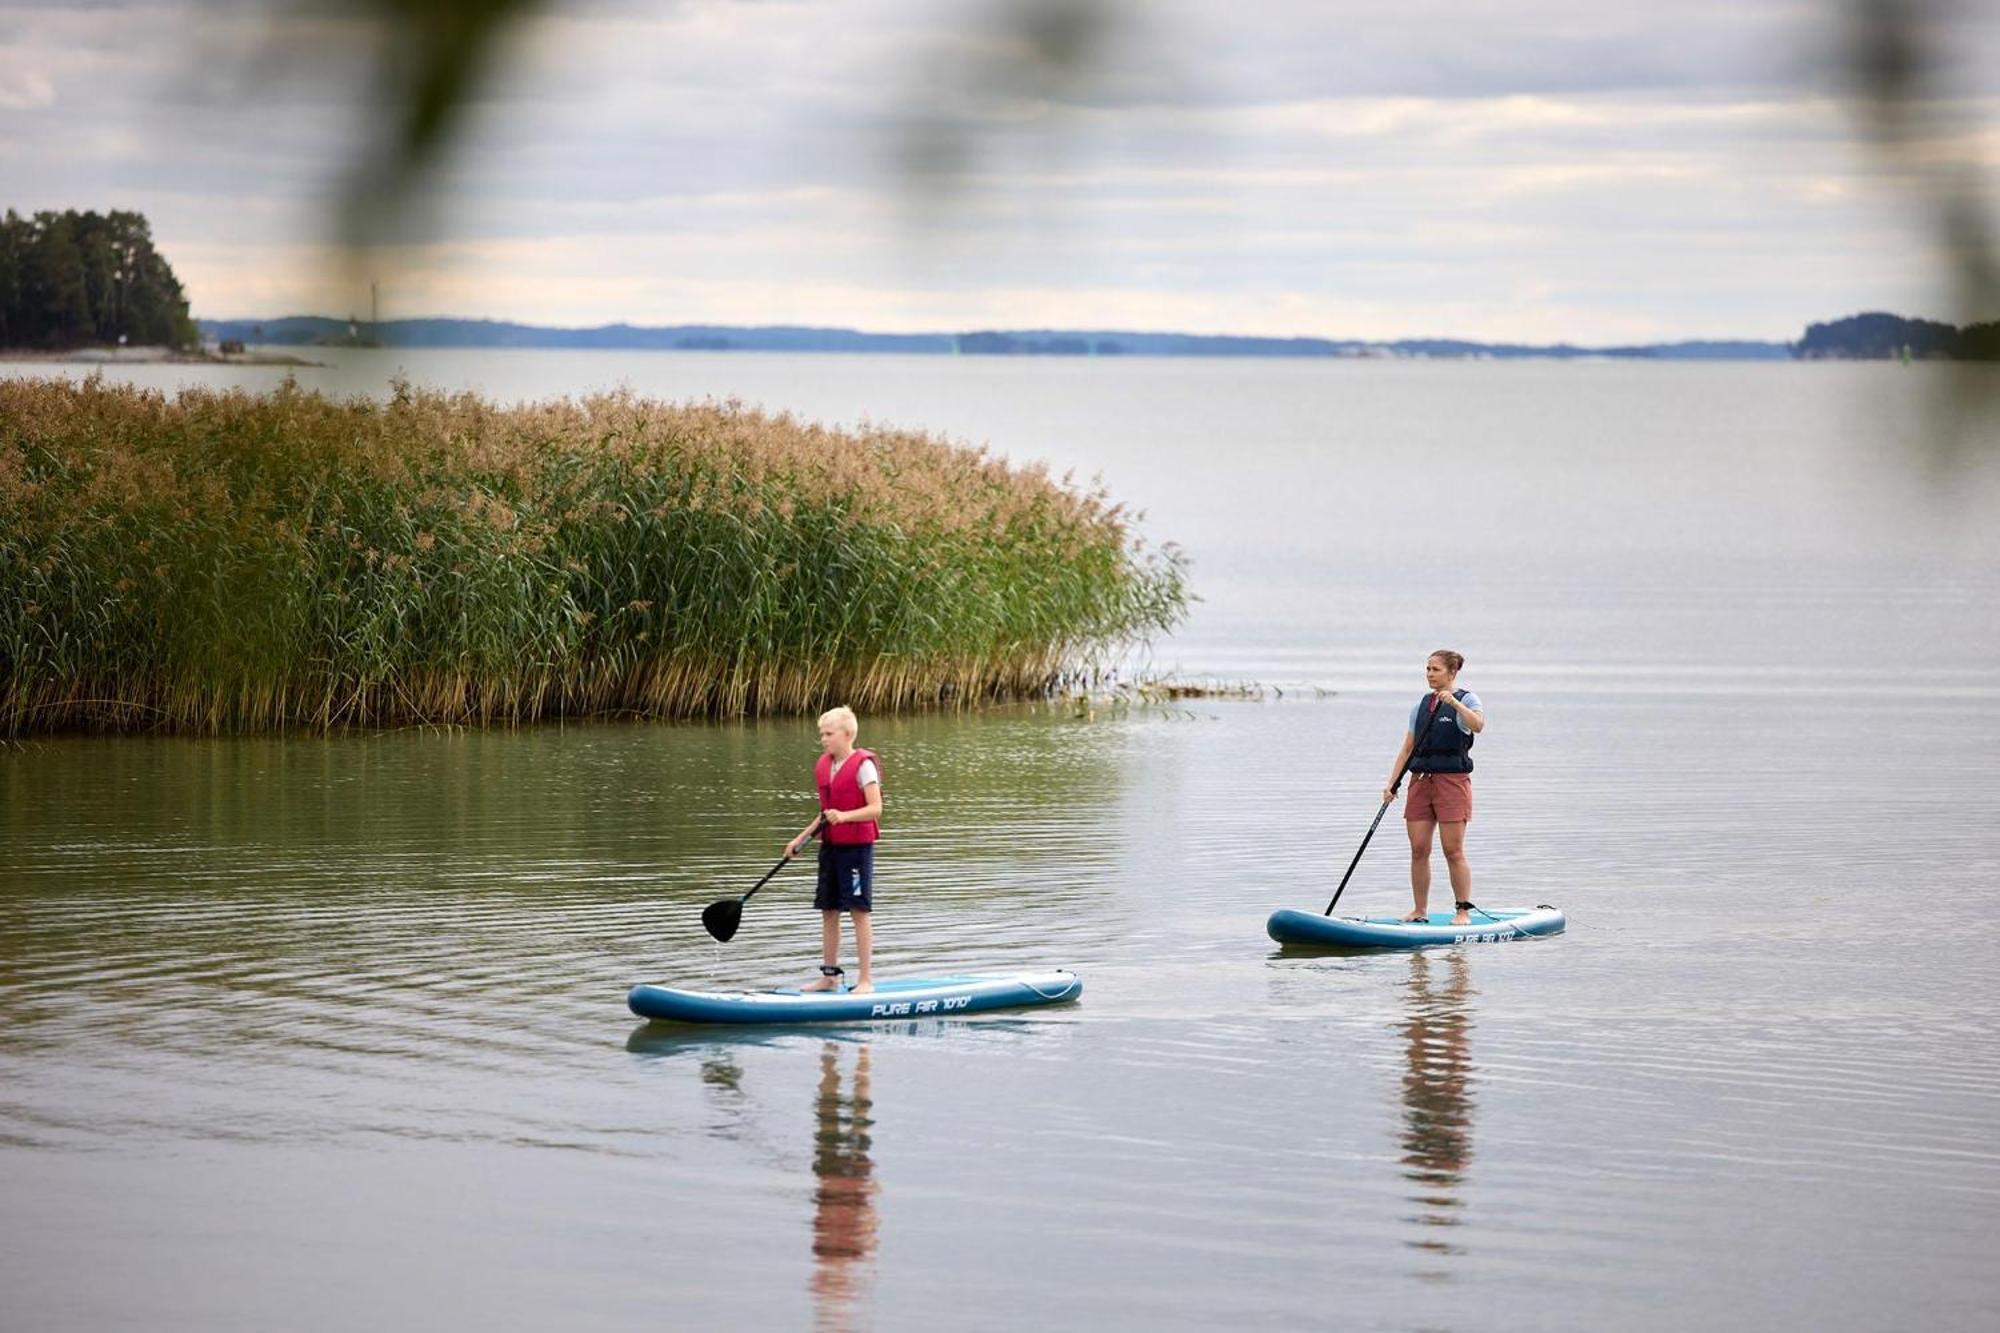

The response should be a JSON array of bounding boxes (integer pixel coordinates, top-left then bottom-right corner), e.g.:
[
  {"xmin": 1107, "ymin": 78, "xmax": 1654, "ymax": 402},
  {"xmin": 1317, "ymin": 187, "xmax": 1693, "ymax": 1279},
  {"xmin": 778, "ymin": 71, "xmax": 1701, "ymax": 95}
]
[
  {"xmin": 1411, "ymin": 692, "xmax": 1483, "ymax": 734},
  {"xmin": 1455, "ymin": 691, "xmax": 1482, "ymax": 733},
  {"xmin": 856, "ymin": 759, "xmax": 880, "ymax": 789}
]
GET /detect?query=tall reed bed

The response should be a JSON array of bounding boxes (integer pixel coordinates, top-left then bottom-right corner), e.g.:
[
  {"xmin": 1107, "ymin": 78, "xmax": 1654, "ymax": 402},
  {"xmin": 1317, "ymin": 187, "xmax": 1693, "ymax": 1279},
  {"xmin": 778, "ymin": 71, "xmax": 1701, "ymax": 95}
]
[{"xmin": 0, "ymin": 377, "xmax": 1188, "ymax": 733}]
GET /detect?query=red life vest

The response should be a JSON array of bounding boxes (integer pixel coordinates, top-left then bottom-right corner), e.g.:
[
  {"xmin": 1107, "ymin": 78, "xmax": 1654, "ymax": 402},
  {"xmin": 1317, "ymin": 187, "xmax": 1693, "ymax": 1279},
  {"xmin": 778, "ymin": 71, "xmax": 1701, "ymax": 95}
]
[{"xmin": 815, "ymin": 747, "xmax": 881, "ymax": 845}]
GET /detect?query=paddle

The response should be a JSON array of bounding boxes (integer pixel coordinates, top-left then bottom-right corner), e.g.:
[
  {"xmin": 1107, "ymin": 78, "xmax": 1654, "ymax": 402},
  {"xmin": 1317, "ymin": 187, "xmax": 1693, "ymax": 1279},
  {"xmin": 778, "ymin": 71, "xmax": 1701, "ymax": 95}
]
[{"xmin": 701, "ymin": 815, "xmax": 826, "ymax": 943}]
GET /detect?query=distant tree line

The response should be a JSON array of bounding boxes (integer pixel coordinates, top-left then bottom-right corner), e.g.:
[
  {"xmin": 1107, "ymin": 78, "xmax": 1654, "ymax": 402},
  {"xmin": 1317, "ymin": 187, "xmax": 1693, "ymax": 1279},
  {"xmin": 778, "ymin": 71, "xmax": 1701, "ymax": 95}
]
[
  {"xmin": 955, "ymin": 332, "xmax": 1123, "ymax": 356},
  {"xmin": 1795, "ymin": 312, "xmax": 2000, "ymax": 361},
  {"xmin": 0, "ymin": 210, "xmax": 197, "ymax": 350}
]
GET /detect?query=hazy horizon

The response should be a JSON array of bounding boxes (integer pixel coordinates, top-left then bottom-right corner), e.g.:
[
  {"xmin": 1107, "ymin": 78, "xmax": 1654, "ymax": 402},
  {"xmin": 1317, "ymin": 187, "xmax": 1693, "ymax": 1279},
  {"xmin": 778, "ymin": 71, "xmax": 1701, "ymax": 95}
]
[{"xmin": 192, "ymin": 309, "xmax": 1809, "ymax": 348}]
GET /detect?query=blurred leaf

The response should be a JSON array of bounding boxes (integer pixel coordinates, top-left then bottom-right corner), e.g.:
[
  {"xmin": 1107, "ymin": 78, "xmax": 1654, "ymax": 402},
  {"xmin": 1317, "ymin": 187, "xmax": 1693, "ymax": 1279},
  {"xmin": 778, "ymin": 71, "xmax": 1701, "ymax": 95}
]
[
  {"xmin": 1843, "ymin": 0, "xmax": 1999, "ymax": 457},
  {"xmin": 333, "ymin": 0, "xmax": 545, "ymax": 245}
]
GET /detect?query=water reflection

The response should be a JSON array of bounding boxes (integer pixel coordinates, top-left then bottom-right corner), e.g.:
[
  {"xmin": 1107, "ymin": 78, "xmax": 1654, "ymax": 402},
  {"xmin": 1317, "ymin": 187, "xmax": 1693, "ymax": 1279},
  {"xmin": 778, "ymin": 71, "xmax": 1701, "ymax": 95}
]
[
  {"xmin": 699, "ymin": 1049, "xmax": 745, "ymax": 1096},
  {"xmin": 811, "ymin": 1041, "xmax": 877, "ymax": 1332},
  {"xmin": 0, "ymin": 714, "xmax": 1133, "ymax": 1019},
  {"xmin": 1399, "ymin": 950, "xmax": 1476, "ymax": 1276}
]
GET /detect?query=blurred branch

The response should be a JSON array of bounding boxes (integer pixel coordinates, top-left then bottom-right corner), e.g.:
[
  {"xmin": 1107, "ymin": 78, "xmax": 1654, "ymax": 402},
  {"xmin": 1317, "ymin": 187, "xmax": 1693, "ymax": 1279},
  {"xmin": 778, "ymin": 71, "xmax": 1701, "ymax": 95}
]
[
  {"xmin": 1844, "ymin": 0, "xmax": 1999, "ymax": 455},
  {"xmin": 896, "ymin": 0, "xmax": 1122, "ymax": 194},
  {"xmin": 340, "ymin": 0, "xmax": 543, "ymax": 244}
]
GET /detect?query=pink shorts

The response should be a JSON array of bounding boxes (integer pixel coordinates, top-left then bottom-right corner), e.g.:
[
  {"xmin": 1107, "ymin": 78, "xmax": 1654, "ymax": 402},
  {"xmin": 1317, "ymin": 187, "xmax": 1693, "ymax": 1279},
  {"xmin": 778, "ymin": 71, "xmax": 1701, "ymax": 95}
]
[{"xmin": 1405, "ymin": 772, "xmax": 1472, "ymax": 824}]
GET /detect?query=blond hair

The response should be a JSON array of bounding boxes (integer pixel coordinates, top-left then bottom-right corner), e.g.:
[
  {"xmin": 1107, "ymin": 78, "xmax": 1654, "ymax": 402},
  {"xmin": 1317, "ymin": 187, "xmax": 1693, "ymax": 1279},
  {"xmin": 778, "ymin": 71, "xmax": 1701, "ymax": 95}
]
[{"xmin": 817, "ymin": 705, "xmax": 859, "ymax": 736}]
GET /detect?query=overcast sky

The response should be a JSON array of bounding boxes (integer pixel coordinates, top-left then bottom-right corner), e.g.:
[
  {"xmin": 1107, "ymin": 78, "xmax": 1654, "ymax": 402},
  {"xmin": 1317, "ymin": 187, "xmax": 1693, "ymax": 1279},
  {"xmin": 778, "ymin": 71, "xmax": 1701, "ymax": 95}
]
[{"xmin": 4, "ymin": 0, "xmax": 1997, "ymax": 341}]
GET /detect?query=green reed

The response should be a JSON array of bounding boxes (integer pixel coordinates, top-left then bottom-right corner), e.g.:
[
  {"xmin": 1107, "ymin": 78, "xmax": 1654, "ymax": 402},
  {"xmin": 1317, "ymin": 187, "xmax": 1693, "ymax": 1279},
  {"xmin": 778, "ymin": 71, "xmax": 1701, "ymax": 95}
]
[{"xmin": 0, "ymin": 377, "xmax": 1188, "ymax": 733}]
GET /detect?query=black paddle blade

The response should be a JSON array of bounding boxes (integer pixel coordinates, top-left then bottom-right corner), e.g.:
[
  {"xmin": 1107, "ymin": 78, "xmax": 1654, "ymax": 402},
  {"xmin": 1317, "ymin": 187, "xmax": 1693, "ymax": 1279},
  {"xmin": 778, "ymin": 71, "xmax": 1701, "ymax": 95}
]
[{"xmin": 701, "ymin": 898, "xmax": 743, "ymax": 943}]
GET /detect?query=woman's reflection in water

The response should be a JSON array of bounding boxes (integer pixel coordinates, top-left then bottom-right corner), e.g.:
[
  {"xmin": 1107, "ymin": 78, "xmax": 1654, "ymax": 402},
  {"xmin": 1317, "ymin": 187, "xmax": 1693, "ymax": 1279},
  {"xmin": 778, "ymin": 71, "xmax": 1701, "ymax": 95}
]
[
  {"xmin": 811, "ymin": 1041, "xmax": 877, "ymax": 1331},
  {"xmin": 1400, "ymin": 949, "xmax": 1475, "ymax": 1275}
]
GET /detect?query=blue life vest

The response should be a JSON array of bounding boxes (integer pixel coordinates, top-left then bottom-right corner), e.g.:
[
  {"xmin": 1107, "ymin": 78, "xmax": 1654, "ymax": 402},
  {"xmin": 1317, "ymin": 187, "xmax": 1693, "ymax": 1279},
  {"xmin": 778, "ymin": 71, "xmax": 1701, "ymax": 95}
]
[{"xmin": 1409, "ymin": 689, "xmax": 1475, "ymax": 774}]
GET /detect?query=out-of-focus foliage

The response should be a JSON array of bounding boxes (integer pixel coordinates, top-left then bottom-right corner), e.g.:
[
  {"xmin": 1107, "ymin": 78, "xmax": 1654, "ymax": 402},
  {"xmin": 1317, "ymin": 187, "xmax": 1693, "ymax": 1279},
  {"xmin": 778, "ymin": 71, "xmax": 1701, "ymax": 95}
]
[
  {"xmin": 1843, "ymin": 0, "xmax": 1999, "ymax": 445},
  {"xmin": 895, "ymin": 0, "xmax": 1123, "ymax": 190},
  {"xmin": 333, "ymin": 0, "xmax": 545, "ymax": 243}
]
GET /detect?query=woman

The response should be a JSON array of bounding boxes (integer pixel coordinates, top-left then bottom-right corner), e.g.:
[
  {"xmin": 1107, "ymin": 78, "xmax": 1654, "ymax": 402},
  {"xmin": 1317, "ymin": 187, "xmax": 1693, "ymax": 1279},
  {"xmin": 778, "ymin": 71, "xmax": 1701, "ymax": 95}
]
[{"xmin": 1382, "ymin": 650, "xmax": 1485, "ymax": 925}]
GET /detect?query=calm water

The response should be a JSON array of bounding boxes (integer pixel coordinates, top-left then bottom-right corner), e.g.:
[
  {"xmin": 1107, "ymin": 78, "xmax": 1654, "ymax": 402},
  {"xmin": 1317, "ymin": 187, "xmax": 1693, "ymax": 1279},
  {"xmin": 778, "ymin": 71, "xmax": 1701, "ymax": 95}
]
[{"xmin": 4, "ymin": 353, "xmax": 2000, "ymax": 1330}]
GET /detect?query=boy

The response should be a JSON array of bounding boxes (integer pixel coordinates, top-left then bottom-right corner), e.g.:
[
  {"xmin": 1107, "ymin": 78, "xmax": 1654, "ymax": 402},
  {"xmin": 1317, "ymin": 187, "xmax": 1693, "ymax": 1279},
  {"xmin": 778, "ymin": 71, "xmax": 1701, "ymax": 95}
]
[{"xmin": 786, "ymin": 706, "xmax": 881, "ymax": 993}]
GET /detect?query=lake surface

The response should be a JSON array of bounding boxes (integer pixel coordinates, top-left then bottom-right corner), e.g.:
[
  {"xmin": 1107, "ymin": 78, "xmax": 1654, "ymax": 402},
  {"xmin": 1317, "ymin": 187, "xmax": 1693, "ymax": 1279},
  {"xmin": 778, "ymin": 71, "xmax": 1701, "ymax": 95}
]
[{"xmin": 4, "ymin": 352, "xmax": 1999, "ymax": 1330}]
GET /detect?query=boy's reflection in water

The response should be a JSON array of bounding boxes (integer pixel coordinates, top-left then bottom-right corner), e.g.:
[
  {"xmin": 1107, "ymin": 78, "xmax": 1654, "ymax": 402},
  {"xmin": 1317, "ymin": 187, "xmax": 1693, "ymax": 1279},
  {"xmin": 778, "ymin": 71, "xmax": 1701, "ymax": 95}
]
[
  {"xmin": 1400, "ymin": 949, "xmax": 1475, "ymax": 1274},
  {"xmin": 811, "ymin": 1041, "xmax": 877, "ymax": 1331}
]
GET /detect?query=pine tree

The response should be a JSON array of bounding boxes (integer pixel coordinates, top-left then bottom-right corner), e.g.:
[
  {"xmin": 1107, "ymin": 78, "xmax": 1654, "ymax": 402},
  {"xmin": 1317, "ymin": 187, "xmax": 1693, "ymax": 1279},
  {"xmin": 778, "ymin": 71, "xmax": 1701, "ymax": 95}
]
[
  {"xmin": 0, "ymin": 211, "xmax": 24, "ymax": 347},
  {"xmin": 0, "ymin": 208, "xmax": 197, "ymax": 349},
  {"xmin": 30, "ymin": 213, "xmax": 93, "ymax": 347}
]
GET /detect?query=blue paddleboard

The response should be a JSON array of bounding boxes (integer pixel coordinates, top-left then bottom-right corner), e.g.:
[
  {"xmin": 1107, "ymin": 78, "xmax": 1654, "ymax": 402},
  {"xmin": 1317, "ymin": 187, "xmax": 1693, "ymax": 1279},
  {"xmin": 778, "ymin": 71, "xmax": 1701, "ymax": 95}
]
[
  {"xmin": 1267, "ymin": 905, "xmax": 1566, "ymax": 949},
  {"xmin": 627, "ymin": 970, "xmax": 1082, "ymax": 1024}
]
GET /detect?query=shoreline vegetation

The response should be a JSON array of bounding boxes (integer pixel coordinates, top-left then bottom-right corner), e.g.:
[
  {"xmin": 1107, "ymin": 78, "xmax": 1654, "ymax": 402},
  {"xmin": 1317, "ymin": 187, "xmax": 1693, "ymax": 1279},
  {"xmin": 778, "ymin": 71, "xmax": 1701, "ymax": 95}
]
[
  {"xmin": 1, "ymin": 344, "xmax": 323, "ymax": 367},
  {"xmin": 0, "ymin": 378, "xmax": 1189, "ymax": 736}
]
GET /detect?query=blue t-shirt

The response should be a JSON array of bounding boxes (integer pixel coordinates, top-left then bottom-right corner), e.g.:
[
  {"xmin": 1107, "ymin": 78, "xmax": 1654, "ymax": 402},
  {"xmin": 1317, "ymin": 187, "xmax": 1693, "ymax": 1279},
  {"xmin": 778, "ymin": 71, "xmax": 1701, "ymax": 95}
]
[{"xmin": 1409, "ymin": 691, "xmax": 1482, "ymax": 736}]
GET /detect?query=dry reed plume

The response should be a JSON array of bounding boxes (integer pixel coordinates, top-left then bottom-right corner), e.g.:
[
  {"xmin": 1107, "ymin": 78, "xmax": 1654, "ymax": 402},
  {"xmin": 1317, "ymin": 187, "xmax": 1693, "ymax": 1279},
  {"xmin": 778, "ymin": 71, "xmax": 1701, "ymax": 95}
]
[{"xmin": 0, "ymin": 377, "xmax": 1188, "ymax": 734}]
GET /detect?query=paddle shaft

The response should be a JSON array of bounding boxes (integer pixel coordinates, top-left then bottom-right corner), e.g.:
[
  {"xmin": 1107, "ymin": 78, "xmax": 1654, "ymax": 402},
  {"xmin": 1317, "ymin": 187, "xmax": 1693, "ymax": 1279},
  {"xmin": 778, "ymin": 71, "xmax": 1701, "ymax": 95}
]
[{"xmin": 740, "ymin": 814, "xmax": 827, "ymax": 907}]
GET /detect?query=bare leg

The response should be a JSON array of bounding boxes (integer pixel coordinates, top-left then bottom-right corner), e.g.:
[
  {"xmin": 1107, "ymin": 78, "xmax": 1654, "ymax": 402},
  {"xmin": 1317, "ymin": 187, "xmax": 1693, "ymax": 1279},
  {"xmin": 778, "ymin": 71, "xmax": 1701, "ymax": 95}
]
[
  {"xmin": 803, "ymin": 909, "xmax": 842, "ymax": 990},
  {"xmin": 1405, "ymin": 819, "xmax": 1436, "ymax": 921},
  {"xmin": 851, "ymin": 911, "xmax": 873, "ymax": 994},
  {"xmin": 1440, "ymin": 823, "xmax": 1471, "ymax": 924}
]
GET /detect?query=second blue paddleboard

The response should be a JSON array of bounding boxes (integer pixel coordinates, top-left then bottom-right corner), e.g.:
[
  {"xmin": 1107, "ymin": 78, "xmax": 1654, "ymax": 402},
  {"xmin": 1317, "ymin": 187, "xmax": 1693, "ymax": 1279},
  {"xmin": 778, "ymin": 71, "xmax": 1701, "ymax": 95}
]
[{"xmin": 1267, "ymin": 906, "xmax": 1566, "ymax": 949}]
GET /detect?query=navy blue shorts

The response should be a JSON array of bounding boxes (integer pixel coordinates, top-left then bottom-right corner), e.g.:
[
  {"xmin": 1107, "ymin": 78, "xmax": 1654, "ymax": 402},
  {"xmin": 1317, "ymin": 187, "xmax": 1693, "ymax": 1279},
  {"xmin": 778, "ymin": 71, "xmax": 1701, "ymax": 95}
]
[{"xmin": 814, "ymin": 841, "xmax": 874, "ymax": 913}]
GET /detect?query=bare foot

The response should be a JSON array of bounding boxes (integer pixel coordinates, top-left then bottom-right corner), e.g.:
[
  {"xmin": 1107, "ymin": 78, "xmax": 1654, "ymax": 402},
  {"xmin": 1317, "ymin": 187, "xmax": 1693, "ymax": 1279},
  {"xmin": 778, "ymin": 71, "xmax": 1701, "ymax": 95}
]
[
  {"xmin": 1399, "ymin": 912, "xmax": 1428, "ymax": 924},
  {"xmin": 1451, "ymin": 913, "xmax": 1470, "ymax": 926},
  {"xmin": 850, "ymin": 980, "xmax": 874, "ymax": 995},
  {"xmin": 802, "ymin": 975, "xmax": 839, "ymax": 992}
]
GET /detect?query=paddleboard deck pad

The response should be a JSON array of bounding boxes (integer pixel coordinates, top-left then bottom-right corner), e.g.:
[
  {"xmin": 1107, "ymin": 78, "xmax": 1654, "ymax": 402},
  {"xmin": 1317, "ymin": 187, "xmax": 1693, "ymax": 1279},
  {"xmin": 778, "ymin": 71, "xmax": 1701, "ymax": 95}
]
[
  {"xmin": 1267, "ymin": 906, "xmax": 1566, "ymax": 949},
  {"xmin": 628, "ymin": 970, "xmax": 1082, "ymax": 1024}
]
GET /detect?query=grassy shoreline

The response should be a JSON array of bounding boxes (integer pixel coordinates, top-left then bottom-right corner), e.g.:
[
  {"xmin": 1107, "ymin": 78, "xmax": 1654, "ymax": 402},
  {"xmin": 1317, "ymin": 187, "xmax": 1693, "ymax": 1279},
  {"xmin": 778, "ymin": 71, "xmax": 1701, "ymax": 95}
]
[
  {"xmin": 1, "ymin": 378, "xmax": 1187, "ymax": 734},
  {"xmin": 0, "ymin": 344, "xmax": 322, "ymax": 367}
]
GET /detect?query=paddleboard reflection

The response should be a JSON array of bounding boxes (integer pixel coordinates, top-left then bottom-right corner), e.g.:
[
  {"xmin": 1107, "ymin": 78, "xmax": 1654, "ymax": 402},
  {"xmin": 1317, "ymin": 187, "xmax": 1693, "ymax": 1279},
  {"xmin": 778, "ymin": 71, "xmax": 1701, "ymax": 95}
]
[{"xmin": 1400, "ymin": 949, "xmax": 1475, "ymax": 1278}]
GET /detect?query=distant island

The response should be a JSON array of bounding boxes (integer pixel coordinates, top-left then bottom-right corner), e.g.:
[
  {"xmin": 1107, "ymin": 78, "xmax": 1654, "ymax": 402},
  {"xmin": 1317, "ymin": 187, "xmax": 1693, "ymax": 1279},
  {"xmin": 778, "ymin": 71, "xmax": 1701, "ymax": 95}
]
[
  {"xmin": 2, "ymin": 209, "xmax": 197, "ymax": 351},
  {"xmin": 0, "ymin": 208, "xmax": 308, "ymax": 363},
  {"xmin": 194, "ymin": 312, "xmax": 2000, "ymax": 362},
  {"xmin": 199, "ymin": 315, "xmax": 1802, "ymax": 361},
  {"xmin": 1795, "ymin": 311, "xmax": 2000, "ymax": 360}
]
